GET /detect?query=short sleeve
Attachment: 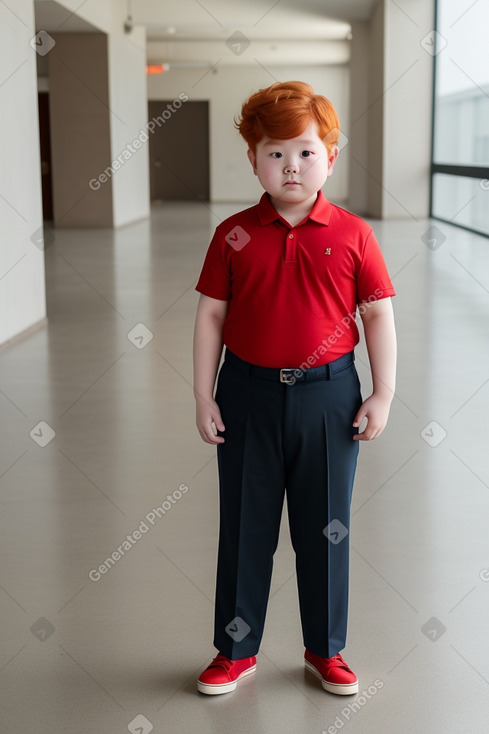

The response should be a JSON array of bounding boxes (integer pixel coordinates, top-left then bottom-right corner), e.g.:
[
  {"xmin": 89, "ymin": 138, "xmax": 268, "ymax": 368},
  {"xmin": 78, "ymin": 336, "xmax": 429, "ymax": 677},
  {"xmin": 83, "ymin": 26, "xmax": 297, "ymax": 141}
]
[
  {"xmin": 195, "ymin": 228, "xmax": 231, "ymax": 301},
  {"xmin": 356, "ymin": 229, "xmax": 396, "ymax": 303}
]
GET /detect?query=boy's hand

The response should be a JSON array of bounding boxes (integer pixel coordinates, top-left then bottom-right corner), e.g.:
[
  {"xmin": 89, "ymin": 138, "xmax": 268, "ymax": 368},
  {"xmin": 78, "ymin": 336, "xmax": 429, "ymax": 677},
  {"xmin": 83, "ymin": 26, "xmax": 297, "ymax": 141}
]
[
  {"xmin": 196, "ymin": 396, "xmax": 225, "ymax": 444},
  {"xmin": 352, "ymin": 394, "xmax": 392, "ymax": 441}
]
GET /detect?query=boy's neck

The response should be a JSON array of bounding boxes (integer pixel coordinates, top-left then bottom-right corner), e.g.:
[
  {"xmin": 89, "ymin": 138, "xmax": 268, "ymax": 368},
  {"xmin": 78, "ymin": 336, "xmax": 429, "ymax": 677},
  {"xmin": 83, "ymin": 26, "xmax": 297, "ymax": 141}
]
[{"xmin": 269, "ymin": 191, "xmax": 319, "ymax": 228}]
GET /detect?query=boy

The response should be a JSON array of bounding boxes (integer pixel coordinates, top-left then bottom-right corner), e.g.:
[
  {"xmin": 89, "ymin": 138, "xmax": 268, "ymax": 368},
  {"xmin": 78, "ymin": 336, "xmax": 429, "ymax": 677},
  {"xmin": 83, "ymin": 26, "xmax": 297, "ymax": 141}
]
[{"xmin": 193, "ymin": 81, "xmax": 396, "ymax": 696}]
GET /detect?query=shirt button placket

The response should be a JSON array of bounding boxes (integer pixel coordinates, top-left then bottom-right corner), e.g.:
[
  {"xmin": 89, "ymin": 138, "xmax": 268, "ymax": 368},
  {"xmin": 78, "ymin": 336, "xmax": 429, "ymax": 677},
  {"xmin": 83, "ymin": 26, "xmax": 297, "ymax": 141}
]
[{"xmin": 285, "ymin": 231, "xmax": 296, "ymax": 265}]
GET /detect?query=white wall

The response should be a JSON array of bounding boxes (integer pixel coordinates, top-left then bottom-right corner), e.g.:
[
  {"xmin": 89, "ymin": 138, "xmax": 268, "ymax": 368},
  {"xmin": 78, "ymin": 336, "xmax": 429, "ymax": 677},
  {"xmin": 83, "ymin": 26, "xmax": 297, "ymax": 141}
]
[
  {"xmin": 0, "ymin": 0, "xmax": 46, "ymax": 345},
  {"xmin": 382, "ymin": 0, "xmax": 433, "ymax": 219},
  {"xmin": 0, "ymin": 0, "xmax": 150, "ymax": 346},
  {"xmin": 40, "ymin": 0, "xmax": 150, "ymax": 228},
  {"xmin": 348, "ymin": 20, "xmax": 370, "ymax": 215},
  {"xmin": 147, "ymin": 64, "xmax": 350, "ymax": 204},
  {"xmin": 107, "ymin": 7, "xmax": 149, "ymax": 227},
  {"xmin": 348, "ymin": 0, "xmax": 433, "ymax": 219},
  {"xmin": 367, "ymin": 0, "xmax": 385, "ymax": 218},
  {"xmin": 147, "ymin": 39, "xmax": 350, "ymax": 66}
]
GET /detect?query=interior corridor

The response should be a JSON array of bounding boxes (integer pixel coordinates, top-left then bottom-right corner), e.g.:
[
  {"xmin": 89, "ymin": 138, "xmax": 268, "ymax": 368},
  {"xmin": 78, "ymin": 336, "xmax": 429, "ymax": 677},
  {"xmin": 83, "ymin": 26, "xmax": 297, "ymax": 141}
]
[{"xmin": 0, "ymin": 202, "xmax": 487, "ymax": 733}]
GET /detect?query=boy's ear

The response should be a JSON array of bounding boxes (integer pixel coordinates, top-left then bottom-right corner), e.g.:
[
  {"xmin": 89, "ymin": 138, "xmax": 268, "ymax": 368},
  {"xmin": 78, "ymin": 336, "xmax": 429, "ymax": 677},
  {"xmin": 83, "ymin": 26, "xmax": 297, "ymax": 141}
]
[
  {"xmin": 247, "ymin": 148, "xmax": 258, "ymax": 175},
  {"xmin": 327, "ymin": 145, "xmax": 339, "ymax": 177}
]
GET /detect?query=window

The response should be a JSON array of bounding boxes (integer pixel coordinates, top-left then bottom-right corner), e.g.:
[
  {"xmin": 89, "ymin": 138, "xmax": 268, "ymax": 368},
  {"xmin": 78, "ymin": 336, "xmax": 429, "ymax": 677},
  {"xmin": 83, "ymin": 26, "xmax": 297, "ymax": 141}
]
[{"xmin": 430, "ymin": 0, "xmax": 489, "ymax": 236}]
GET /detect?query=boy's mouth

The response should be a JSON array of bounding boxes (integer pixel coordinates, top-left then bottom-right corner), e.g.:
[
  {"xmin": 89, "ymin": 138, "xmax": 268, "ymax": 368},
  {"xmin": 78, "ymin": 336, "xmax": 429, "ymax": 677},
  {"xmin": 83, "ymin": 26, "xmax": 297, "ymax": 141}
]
[{"xmin": 284, "ymin": 180, "xmax": 300, "ymax": 187}]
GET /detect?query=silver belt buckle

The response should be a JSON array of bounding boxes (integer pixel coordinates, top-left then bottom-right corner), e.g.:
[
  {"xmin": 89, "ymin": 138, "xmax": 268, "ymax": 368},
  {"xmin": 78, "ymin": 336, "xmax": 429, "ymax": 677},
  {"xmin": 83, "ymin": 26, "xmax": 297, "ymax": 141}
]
[{"xmin": 280, "ymin": 368, "xmax": 296, "ymax": 384}]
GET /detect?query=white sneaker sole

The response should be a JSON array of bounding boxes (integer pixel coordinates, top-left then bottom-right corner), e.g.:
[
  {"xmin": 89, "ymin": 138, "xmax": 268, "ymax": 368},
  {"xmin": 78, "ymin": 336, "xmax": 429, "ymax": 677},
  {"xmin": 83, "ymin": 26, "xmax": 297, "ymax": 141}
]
[
  {"xmin": 304, "ymin": 659, "xmax": 359, "ymax": 695},
  {"xmin": 197, "ymin": 665, "xmax": 256, "ymax": 695}
]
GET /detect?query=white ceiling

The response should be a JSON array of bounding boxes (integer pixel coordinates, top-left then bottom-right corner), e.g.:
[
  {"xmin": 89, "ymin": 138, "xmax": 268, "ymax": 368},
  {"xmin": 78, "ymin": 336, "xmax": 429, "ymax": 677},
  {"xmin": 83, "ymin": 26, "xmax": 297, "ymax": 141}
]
[
  {"xmin": 34, "ymin": 0, "xmax": 101, "ymax": 33},
  {"xmin": 276, "ymin": 0, "xmax": 378, "ymax": 22},
  {"xmin": 34, "ymin": 0, "xmax": 378, "ymax": 45},
  {"xmin": 135, "ymin": 0, "xmax": 378, "ymax": 40}
]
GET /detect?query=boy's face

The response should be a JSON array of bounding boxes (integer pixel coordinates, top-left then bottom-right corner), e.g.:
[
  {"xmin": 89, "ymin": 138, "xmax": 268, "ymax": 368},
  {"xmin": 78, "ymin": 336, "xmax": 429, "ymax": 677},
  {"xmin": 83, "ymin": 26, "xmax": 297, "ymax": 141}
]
[{"xmin": 247, "ymin": 120, "xmax": 338, "ymax": 208}]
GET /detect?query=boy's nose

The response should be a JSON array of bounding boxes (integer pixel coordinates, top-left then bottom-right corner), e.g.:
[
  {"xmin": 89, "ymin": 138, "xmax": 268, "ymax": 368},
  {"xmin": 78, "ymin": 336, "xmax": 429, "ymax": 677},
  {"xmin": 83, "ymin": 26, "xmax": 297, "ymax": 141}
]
[{"xmin": 284, "ymin": 163, "xmax": 298, "ymax": 174}]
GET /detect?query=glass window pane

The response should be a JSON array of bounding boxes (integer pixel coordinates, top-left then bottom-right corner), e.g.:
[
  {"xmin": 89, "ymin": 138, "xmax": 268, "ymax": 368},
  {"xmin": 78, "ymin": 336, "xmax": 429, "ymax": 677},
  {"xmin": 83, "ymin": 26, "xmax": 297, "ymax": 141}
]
[
  {"xmin": 432, "ymin": 173, "xmax": 489, "ymax": 236},
  {"xmin": 433, "ymin": 0, "xmax": 489, "ymax": 166}
]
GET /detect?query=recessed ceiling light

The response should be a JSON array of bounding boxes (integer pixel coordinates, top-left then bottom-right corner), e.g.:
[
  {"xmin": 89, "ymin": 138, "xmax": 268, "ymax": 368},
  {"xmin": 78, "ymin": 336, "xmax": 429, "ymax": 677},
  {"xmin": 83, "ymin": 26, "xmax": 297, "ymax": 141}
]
[{"xmin": 146, "ymin": 63, "xmax": 170, "ymax": 74}]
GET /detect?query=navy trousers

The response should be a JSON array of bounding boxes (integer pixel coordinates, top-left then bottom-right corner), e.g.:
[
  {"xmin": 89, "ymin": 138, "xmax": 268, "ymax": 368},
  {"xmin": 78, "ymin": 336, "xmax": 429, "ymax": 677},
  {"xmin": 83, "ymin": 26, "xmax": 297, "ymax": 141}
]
[{"xmin": 213, "ymin": 348, "xmax": 363, "ymax": 659}]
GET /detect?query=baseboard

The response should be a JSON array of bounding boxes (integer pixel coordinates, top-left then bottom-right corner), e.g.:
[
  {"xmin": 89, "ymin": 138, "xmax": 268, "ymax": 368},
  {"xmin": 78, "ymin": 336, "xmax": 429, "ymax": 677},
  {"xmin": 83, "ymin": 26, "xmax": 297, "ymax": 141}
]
[{"xmin": 0, "ymin": 317, "xmax": 48, "ymax": 353}]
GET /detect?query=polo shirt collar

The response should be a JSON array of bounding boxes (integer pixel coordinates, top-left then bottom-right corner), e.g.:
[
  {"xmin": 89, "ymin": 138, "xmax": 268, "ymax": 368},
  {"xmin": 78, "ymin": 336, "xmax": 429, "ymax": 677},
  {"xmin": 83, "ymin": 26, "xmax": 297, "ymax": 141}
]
[{"xmin": 257, "ymin": 190, "xmax": 333, "ymax": 226}]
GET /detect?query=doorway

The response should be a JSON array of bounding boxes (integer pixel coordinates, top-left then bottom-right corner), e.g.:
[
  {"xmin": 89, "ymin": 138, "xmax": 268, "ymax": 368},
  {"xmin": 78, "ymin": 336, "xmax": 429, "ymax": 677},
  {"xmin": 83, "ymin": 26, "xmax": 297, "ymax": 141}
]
[
  {"xmin": 148, "ymin": 100, "xmax": 210, "ymax": 201},
  {"xmin": 38, "ymin": 92, "xmax": 54, "ymax": 221}
]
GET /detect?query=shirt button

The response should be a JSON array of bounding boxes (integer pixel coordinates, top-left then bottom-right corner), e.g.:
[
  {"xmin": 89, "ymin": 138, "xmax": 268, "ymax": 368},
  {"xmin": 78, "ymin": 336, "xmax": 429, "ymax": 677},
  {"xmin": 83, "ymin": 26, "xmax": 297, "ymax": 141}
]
[{"xmin": 288, "ymin": 233, "xmax": 294, "ymax": 239}]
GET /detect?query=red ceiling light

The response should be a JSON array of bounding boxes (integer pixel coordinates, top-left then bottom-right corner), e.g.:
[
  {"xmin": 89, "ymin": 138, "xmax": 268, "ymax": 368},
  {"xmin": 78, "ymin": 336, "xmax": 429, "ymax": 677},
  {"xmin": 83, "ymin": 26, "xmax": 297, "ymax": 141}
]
[
  {"xmin": 146, "ymin": 64, "xmax": 164, "ymax": 74},
  {"xmin": 146, "ymin": 64, "xmax": 170, "ymax": 74}
]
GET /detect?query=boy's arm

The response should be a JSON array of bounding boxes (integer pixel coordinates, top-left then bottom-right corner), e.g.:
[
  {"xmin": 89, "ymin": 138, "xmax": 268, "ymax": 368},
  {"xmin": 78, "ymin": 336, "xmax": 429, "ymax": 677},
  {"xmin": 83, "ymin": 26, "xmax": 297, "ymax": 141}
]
[
  {"xmin": 353, "ymin": 297, "xmax": 397, "ymax": 441},
  {"xmin": 193, "ymin": 293, "xmax": 229, "ymax": 444}
]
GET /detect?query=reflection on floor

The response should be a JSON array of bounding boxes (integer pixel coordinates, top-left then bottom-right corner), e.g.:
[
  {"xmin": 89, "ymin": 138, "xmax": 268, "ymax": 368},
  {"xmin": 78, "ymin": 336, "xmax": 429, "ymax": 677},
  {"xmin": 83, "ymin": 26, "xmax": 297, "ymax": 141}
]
[{"xmin": 0, "ymin": 202, "xmax": 488, "ymax": 733}]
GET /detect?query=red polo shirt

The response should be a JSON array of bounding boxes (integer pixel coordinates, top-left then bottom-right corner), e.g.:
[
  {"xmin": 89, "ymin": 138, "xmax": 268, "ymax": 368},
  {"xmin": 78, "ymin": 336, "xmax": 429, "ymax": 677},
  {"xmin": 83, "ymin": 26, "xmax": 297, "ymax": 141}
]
[{"xmin": 196, "ymin": 191, "xmax": 395, "ymax": 368}]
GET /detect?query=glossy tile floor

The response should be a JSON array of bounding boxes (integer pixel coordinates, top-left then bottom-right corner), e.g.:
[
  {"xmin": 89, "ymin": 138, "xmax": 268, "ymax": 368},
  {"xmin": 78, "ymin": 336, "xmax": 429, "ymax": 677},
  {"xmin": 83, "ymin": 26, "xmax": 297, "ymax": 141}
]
[{"xmin": 1, "ymin": 201, "xmax": 488, "ymax": 733}]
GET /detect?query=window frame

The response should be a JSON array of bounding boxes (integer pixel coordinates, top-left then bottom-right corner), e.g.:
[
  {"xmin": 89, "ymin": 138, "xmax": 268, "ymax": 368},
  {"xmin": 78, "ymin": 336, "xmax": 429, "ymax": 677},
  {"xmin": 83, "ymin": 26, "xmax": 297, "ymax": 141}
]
[{"xmin": 429, "ymin": 0, "xmax": 489, "ymax": 238}]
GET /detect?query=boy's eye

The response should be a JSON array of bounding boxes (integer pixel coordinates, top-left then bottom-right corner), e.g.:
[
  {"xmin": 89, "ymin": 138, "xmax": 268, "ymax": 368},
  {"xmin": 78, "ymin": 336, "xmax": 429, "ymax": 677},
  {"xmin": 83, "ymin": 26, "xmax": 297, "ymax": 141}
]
[
  {"xmin": 271, "ymin": 152, "xmax": 283, "ymax": 159},
  {"xmin": 301, "ymin": 150, "xmax": 313, "ymax": 157}
]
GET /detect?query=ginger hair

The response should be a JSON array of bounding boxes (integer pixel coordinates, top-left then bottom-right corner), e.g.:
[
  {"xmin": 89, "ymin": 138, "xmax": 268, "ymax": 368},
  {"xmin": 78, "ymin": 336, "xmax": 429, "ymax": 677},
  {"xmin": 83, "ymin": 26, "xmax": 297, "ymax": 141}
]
[{"xmin": 235, "ymin": 81, "xmax": 340, "ymax": 153}]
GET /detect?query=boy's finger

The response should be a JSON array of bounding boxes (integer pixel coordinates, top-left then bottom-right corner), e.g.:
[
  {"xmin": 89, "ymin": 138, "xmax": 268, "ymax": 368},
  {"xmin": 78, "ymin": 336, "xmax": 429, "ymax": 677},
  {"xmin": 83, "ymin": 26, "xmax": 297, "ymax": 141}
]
[
  {"xmin": 198, "ymin": 423, "xmax": 224, "ymax": 444},
  {"xmin": 354, "ymin": 423, "xmax": 383, "ymax": 441},
  {"xmin": 352, "ymin": 409, "xmax": 366, "ymax": 427},
  {"xmin": 212, "ymin": 410, "xmax": 225, "ymax": 431},
  {"xmin": 353, "ymin": 426, "xmax": 367, "ymax": 440},
  {"xmin": 354, "ymin": 430, "xmax": 372, "ymax": 441},
  {"xmin": 209, "ymin": 432, "xmax": 225, "ymax": 444},
  {"xmin": 202, "ymin": 430, "xmax": 224, "ymax": 444}
]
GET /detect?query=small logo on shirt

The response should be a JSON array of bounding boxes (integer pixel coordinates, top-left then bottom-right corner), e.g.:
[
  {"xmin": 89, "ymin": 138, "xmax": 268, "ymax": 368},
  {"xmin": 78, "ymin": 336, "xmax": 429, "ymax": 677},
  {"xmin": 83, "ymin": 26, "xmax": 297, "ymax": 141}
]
[
  {"xmin": 324, "ymin": 248, "xmax": 331, "ymax": 255},
  {"xmin": 225, "ymin": 225, "xmax": 251, "ymax": 251}
]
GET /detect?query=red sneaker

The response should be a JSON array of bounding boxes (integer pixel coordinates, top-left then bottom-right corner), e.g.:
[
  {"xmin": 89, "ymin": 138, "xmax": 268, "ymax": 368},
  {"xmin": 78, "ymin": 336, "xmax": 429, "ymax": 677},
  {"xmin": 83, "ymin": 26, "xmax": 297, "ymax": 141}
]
[
  {"xmin": 197, "ymin": 653, "xmax": 257, "ymax": 695},
  {"xmin": 304, "ymin": 649, "xmax": 358, "ymax": 695}
]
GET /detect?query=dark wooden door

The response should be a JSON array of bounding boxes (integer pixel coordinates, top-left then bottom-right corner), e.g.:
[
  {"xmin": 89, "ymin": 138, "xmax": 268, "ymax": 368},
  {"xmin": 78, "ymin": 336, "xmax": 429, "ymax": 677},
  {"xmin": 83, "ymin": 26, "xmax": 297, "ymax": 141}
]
[
  {"xmin": 38, "ymin": 92, "xmax": 54, "ymax": 220},
  {"xmin": 148, "ymin": 100, "xmax": 210, "ymax": 201}
]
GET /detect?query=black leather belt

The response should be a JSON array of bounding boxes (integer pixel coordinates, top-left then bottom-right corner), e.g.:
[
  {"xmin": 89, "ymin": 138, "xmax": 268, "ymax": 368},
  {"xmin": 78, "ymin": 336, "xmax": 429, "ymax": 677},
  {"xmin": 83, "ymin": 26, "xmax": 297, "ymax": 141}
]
[{"xmin": 224, "ymin": 349, "xmax": 354, "ymax": 384}]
